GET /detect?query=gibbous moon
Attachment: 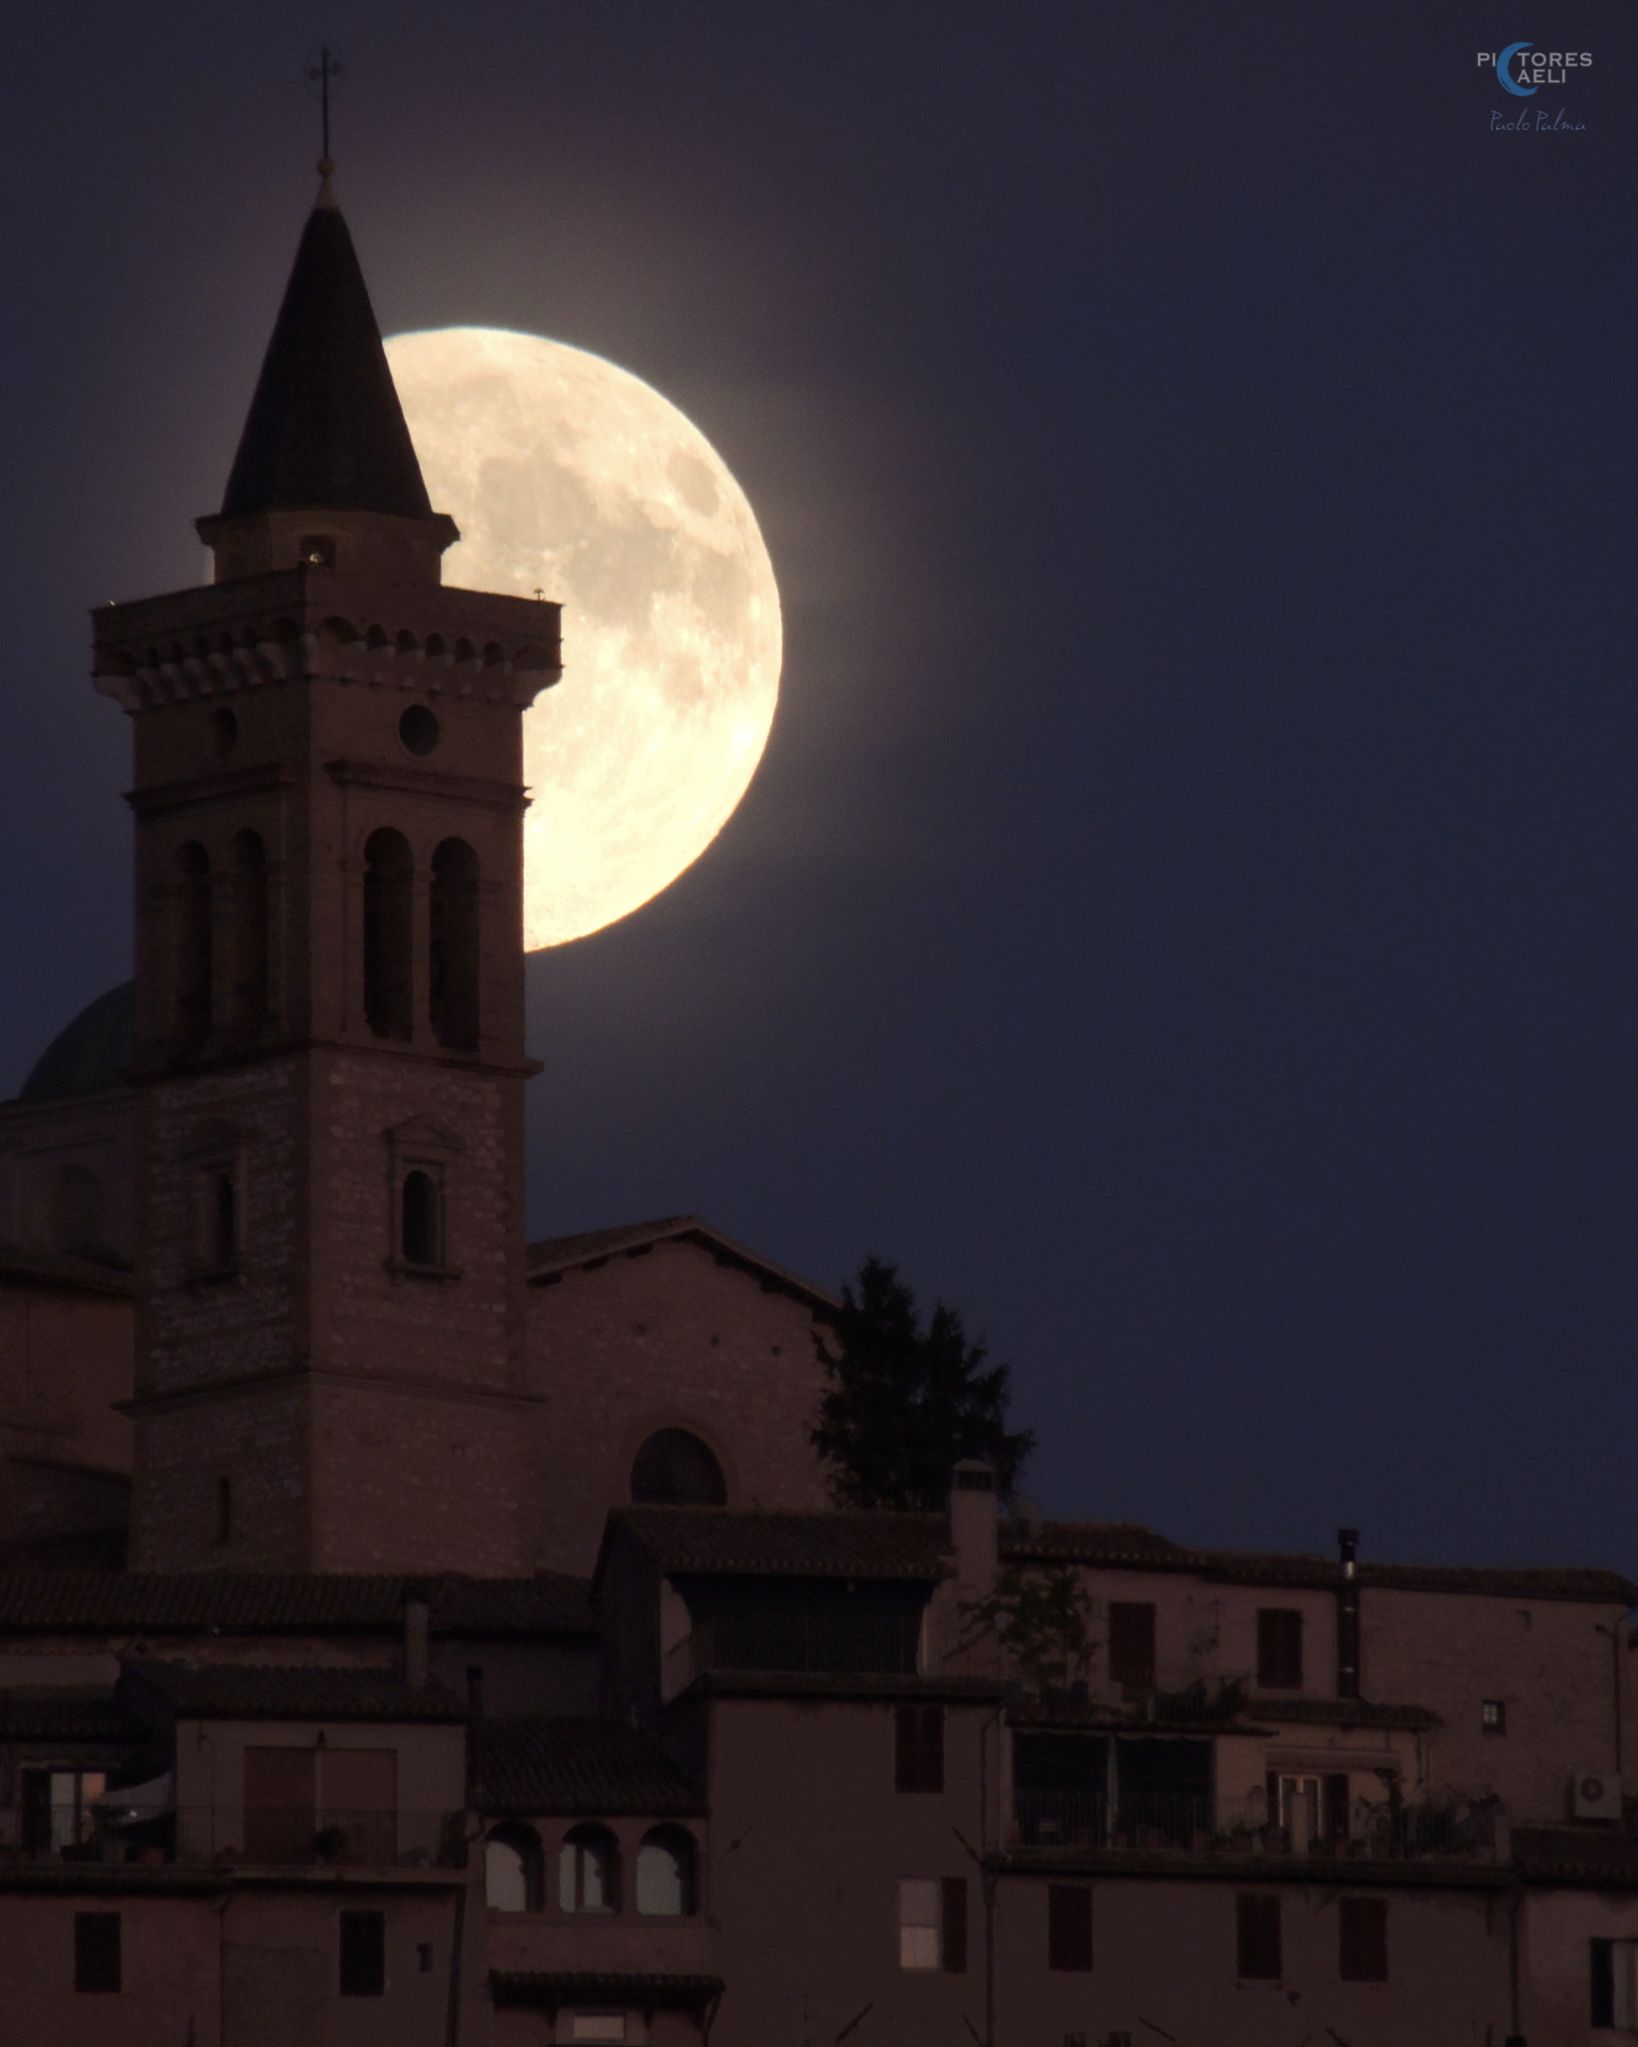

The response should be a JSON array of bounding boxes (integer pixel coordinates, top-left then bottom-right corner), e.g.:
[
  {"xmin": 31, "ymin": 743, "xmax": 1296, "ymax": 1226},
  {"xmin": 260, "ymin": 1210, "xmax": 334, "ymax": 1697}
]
[{"xmin": 385, "ymin": 327, "xmax": 782, "ymax": 948}]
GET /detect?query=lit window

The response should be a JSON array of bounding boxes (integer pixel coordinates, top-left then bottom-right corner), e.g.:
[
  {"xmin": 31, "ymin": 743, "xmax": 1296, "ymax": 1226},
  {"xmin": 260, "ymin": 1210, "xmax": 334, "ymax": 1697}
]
[
  {"xmin": 1481, "ymin": 1699, "xmax": 1506, "ymax": 1734},
  {"xmin": 899, "ymin": 1877, "xmax": 966, "ymax": 1973},
  {"xmin": 22, "ymin": 1768, "xmax": 106, "ymax": 1854},
  {"xmin": 560, "ymin": 1826, "xmax": 620, "ymax": 1913}
]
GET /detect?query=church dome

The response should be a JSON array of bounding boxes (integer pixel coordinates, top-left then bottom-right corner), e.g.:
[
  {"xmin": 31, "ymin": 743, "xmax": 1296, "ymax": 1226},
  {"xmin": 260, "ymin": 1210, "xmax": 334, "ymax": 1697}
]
[{"xmin": 20, "ymin": 981, "xmax": 136, "ymax": 1102}]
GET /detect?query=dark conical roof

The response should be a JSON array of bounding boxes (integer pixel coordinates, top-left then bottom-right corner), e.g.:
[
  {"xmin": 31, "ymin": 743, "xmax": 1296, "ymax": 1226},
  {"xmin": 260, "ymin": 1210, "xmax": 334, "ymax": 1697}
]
[{"xmin": 220, "ymin": 189, "xmax": 433, "ymax": 520}]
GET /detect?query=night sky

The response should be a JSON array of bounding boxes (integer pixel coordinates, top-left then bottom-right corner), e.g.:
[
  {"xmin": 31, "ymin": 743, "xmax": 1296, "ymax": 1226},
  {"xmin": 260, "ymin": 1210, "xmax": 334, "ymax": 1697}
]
[{"xmin": 3, "ymin": 5, "xmax": 1634, "ymax": 1572}]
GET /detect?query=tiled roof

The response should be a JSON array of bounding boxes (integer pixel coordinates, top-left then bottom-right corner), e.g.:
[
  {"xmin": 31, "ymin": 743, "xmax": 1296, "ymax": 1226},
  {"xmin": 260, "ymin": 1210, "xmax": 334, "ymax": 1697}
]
[
  {"xmin": 695, "ymin": 1673, "xmax": 1004, "ymax": 1706},
  {"xmin": 492, "ymin": 1972, "xmax": 724, "ymax": 2008},
  {"xmin": 527, "ymin": 1215, "xmax": 836, "ymax": 1312},
  {"xmin": 471, "ymin": 1718, "xmax": 703, "ymax": 1816},
  {"xmin": 996, "ymin": 1846, "xmax": 1510, "ymax": 1890},
  {"xmin": 0, "ymin": 1687, "xmax": 133, "ymax": 1742},
  {"xmin": 1241, "ymin": 1694, "xmax": 1441, "ymax": 1731},
  {"xmin": 0, "ymin": 1572, "xmax": 595, "ymax": 1637},
  {"xmin": 606, "ymin": 1507, "xmax": 948, "ymax": 1581},
  {"xmin": 123, "ymin": 1660, "xmax": 466, "ymax": 1723},
  {"xmin": 1005, "ymin": 1524, "xmax": 1638, "ymax": 1606},
  {"xmin": 1513, "ymin": 1826, "xmax": 1638, "ymax": 1885},
  {"xmin": 1005, "ymin": 1690, "xmax": 1438, "ymax": 1734}
]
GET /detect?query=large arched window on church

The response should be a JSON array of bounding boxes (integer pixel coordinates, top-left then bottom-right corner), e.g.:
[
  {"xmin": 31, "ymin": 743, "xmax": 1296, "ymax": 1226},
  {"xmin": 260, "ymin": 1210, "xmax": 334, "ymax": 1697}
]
[
  {"xmin": 636, "ymin": 1826, "xmax": 697, "ymax": 1917},
  {"xmin": 630, "ymin": 1429, "xmax": 728, "ymax": 1507},
  {"xmin": 172, "ymin": 841, "xmax": 212, "ymax": 1050},
  {"xmin": 484, "ymin": 1824, "xmax": 544, "ymax": 1912},
  {"xmin": 362, "ymin": 828, "xmax": 413, "ymax": 1040},
  {"xmin": 559, "ymin": 1825, "xmax": 620, "ymax": 1914},
  {"xmin": 229, "ymin": 829, "xmax": 270, "ymax": 1037},
  {"xmin": 429, "ymin": 838, "xmax": 480, "ymax": 1051}
]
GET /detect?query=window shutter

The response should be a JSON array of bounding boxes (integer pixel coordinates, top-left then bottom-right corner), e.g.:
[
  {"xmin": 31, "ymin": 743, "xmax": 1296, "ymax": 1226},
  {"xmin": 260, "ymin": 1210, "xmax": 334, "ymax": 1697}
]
[
  {"xmin": 1048, "ymin": 1884, "xmax": 1093, "ymax": 1971},
  {"xmin": 1591, "ymin": 1938, "xmax": 1615, "ymax": 2027},
  {"xmin": 1339, "ymin": 1898, "xmax": 1387, "ymax": 1982},
  {"xmin": 922, "ymin": 1706, "xmax": 945, "ymax": 1793},
  {"xmin": 895, "ymin": 1706, "xmax": 916, "ymax": 1790},
  {"xmin": 74, "ymin": 1912, "xmax": 121, "ymax": 1994},
  {"xmin": 1109, "ymin": 1604, "xmax": 1157, "ymax": 1689},
  {"xmin": 1324, "ymin": 1772, "xmax": 1350, "ymax": 1845},
  {"xmin": 895, "ymin": 1706, "xmax": 944, "ymax": 1793},
  {"xmin": 941, "ymin": 1877, "xmax": 968, "ymax": 1974},
  {"xmin": 1257, "ymin": 1609, "xmax": 1303, "ymax": 1689},
  {"xmin": 1236, "ymin": 1893, "xmax": 1280, "ymax": 1980}
]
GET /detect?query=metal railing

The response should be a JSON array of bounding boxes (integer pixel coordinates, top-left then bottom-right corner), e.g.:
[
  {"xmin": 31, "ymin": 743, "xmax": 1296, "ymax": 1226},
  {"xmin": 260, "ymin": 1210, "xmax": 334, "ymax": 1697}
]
[
  {"xmin": 0, "ymin": 1806, "xmax": 468, "ymax": 1873},
  {"xmin": 1010, "ymin": 1791, "xmax": 1503, "ymax": 1862}
]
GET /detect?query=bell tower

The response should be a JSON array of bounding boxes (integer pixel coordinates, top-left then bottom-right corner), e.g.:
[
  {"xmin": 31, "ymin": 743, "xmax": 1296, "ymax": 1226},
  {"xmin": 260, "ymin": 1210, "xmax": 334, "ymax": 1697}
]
[{"xmin": 95, "ymin": 172, "xmax": 559, "ymax": 1573}]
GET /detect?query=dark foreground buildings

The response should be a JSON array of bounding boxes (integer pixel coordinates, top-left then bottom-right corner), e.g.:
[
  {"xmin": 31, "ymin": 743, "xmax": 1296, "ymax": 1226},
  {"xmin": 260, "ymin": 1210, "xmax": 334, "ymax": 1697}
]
[{"xmin": 0, "ymin": 170, "xmax": 1635, "ymax": 2047}]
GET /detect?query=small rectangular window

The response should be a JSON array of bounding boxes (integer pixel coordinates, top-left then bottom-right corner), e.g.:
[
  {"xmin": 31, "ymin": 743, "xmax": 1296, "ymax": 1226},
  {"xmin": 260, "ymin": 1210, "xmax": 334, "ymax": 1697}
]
[
  {"xmin": 1481, "ymin": 1698, "xmax": 1506, "ymax": 1734},
  {"xmin": 895, "ymin": 1704, "xmax": 945, "ymax": 1793},
  {"xmin": 1236, "ymin": 1893, "xmax": 1282, "ymax": 1980},
  {"xmin": 1048, "ymin": 1883, "xmax": 1093, "ymax": 1971},
  {"xmin": 339, "ymin": 1910, "xmax": 385, "ymax": 1997},
  {"xmin": 1339, "ymin": 1897, "xmax": 1388, "ymax": 1982},
  {"xmin": 1256, "ymin": 1608, "xmax": 1304, "ymax": 1690},
  {"xmin": 899, "ymin": 1877, "xmax": 965, "ymax": 1973},
  {"xmin": 1108, "ymin": 1602, "xmax": 1157, "ymax": 1689},
  {"xmin": 75, "ymin": 1912, "xmax": 121, "ymax": 1994},
  {"xmin": 214, "ymin": 1475, "xmax": 232, "ymax": 1547}
]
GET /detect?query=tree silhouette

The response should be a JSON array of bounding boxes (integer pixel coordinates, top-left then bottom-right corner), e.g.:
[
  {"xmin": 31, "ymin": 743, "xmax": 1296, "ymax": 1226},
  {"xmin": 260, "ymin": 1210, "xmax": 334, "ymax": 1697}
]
[{"xmin": 812, "ymin": 1256, "xmax": 1035, "ymax": 1509}]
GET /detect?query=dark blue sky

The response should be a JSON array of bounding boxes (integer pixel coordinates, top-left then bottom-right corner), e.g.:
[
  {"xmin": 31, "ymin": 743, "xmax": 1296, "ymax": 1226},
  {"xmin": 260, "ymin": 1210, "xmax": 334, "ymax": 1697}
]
[{"xmin": 3, "ymin": 4, "xmax": 1634, "ymax": 1570}]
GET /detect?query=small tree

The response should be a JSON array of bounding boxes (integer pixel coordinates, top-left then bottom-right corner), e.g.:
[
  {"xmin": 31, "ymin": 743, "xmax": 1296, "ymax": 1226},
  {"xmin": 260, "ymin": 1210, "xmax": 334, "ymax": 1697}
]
[
  {"xmin": 958, "ymin": 1564, "xmax": 1095, "ymax": 1696},
  {"xmin": 812, "ymin": 1256, "xmax": 1035, "ymax": 1510}
]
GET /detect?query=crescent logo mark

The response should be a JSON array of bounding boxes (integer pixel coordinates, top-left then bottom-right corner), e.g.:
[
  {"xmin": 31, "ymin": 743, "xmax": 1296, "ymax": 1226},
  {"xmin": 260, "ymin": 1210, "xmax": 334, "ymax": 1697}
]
[{"xmin": 1496, "ymin": 40, "xmax": 1537, "ymax": 96}]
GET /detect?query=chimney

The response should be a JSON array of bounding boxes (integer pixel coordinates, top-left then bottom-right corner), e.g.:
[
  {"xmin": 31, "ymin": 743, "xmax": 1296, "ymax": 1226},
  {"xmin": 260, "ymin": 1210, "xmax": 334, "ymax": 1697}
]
[
  {"xmin": 402, "ymin": 1589, "xmax": 430, "ymax": 1691},
  {"xmin": 1336, "ymin": 1528, "xmax": 1361, "ymax": 1700},
  {"xmin": 466, "ymin": 1664, "xmax": 485, "ymax": 1720},
  {"xmin": 949, "ymin": 1460, "xmax": 999, "ymax": 1604}
]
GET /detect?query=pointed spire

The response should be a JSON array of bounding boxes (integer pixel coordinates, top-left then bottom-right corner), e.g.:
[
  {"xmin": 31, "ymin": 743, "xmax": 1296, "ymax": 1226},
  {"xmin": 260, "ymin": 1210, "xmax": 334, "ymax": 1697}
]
[{"xmin": 218, "ymin": 188, "xmax": 433, "ymax": 522}]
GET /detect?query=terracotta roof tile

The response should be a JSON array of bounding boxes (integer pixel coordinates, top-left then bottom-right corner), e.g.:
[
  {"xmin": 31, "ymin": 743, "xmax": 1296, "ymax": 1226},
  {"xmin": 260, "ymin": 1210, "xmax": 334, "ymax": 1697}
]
[
  {"xmin": 608, "ymin": 1507, "xmax": 948, "ymax": 1580},
  {"xmin": 527, "ymin": 1217, "xmax": 835, "ymax": 1311},
  {"xmin": 471, "ymin": 1718, "xmax": 702, "ymax": 1816},
  {"xmin": 492, "ymin": 1972, "xmax": 724, "ymax": 2007},
  {"xmin": 1513, "ymin": 1826, "xmax": 1638, "ymax": 1884},
  {"xmin": 0, "ymin": 1572, "xmax": 594, "ymax": 1637},
  {"xmin": 122, "ymin": 1660, "xmax": 466, "ymax": 1723}
]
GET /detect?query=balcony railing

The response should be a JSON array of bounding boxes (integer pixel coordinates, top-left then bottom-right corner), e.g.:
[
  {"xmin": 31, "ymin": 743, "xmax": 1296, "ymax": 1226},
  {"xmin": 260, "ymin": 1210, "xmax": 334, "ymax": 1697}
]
[
  {"xmin": 670, "ymin": 1610, "xmax": 921, "ymax": 1685},
  {"xmin": 1010, "ymin": 1791, "xmax": 1502, "ymax": 1863},
  {"xmin": 0, "ymin": 1805, "xmax": 468, "ymax": 1874}
]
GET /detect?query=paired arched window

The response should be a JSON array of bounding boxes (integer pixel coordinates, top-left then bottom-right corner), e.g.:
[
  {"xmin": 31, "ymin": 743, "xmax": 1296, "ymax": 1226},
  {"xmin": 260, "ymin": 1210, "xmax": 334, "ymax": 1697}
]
[
  {"xmin": 172, "ymin": 842, "xmax": 212, "ymax": 1049},
  {"xmin": 429, "ymin": 839, "xmax": 480, "ymax": 1050},
  {"xmin": 559, "ymin": 1825, "xmax": 620, "ymax": 1913},
  {"xmin": 363, "ymin": 829, "xmax": 413, "ymax": 1040},
  {"xmin": 484, "ymin": 1824, "xmax": 544, "ymax": 1912},
  {"xmin": 635, "ymin": 1826, "xmax": 697, "ymax": 1917},
  {"xmin": 631, "ymin": 1429, "xmax": 728, "ymax": 1507},
  {"xmin": 229, "ymin": 829, "xmax": 269, "ymax": 1036}
]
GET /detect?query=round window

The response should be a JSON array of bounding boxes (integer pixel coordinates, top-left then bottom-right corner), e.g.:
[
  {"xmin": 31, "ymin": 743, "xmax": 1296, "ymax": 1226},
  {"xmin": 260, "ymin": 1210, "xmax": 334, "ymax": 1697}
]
[{"xmin": 399, "ymin": 705, "xmax": 440, "ymax": 756}]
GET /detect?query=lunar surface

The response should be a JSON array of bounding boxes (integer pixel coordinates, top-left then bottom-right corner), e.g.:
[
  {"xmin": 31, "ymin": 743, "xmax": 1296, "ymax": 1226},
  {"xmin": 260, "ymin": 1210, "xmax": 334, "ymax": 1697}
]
[{"xmin": 386, "ymin": 327, "xmax": 782, "ymax": 948}]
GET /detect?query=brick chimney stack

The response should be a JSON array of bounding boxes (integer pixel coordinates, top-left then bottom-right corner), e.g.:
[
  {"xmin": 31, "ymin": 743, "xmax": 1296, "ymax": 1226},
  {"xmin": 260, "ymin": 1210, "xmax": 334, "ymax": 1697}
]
[
  {"xmin": 1336, "ymin": 1527, "xmax": 1361, "ymax": 1700},
  {"xmin": 949, "ymin": 1460, "xmax": 999, "ymax": 1607}
]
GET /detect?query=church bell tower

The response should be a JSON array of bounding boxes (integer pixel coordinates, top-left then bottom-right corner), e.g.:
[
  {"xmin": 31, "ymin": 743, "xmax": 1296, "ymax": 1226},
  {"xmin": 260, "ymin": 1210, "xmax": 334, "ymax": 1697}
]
[{"xmin": 94, "ymin": 171, "xmax": 559, "ymax": 1573}]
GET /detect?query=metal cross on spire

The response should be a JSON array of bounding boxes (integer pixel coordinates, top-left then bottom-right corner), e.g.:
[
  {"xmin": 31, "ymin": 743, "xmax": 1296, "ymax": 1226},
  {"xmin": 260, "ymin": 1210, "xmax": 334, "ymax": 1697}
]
[{"xmin": 306, "ymin": 44, "xmax": 343, "ymax": 174}]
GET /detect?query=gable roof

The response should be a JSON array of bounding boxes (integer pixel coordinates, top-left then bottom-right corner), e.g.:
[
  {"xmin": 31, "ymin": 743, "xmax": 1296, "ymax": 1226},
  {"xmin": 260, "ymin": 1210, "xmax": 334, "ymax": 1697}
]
[
  {"xmin": 471, "ymin": 1718, "xmax": 703, "ymax": 1816},
  {"xmin": 527, "ymin": 1215, "xmax": 836, "ymax": 1313},
  {"xmin": 0, "ymin": 1686, "xmax": 133, "ymax": 1742},
  {"xmin": 0, "ymin": 1572, "xmax": 595, "ymax": 1638},
  {"xmin": 602, "ymin": 1506, "xmax": 948, "ymax": 1583},
  {"xmin": 123, "ymin": 1660, "xmax": 465, "ymax": 1723},
  {"xmin": 1003, "ymin": 1524, "xmax": 1638, "ymax": 1606}
]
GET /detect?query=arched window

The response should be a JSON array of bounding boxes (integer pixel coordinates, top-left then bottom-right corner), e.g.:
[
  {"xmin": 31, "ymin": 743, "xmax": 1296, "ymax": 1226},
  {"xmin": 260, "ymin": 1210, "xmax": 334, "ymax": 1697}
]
[
  {"xmin": 35, "ymin": 1162, "xmax": 105, "ymax": 1260},
  {"xmin": 429, "ymin": 839, "xmax": 480, "ymax": 1051},
  {"xmin": 400, "ymin": 1170, "xmax": 441, "ymax": 1269},
  {"xmin": 631, "ymin": 1429, "xmax": 727, "ymax": 1507},
  {"xmin": 362, "ymin": 829, "xmax": 413, "ymax": 1040},
  {"xmin": 635, "ymin": 1826, "xmax": 697, "ymax": 1917},
  {"xmin": 172, "ymin": 842, "xmax": 212, "ymax": 1049},
  {"xmin": 484, "ymin": 1824, "xmax": 544, "ymax": 1912},
  {"xmin": 229, "ymin": 829, "xmax": 269, "ymax": 1036},
  {"xmin": 559, "ymin": 1825, "xmax": 620, "ymax": 1914}
]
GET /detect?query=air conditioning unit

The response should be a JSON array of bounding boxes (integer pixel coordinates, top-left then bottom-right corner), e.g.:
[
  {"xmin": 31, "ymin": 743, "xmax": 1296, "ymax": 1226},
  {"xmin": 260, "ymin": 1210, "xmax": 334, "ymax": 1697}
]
[{"xmin": 1572, "ymin": 1769, "xmax": 1622, "ymax": 1821}]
